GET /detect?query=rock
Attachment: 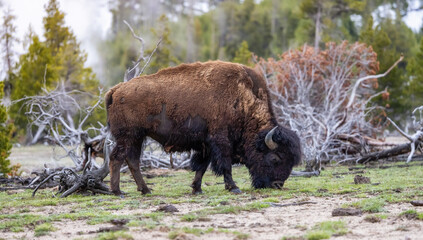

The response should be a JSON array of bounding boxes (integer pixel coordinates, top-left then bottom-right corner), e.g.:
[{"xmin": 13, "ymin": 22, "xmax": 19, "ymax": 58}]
[
  {"xmin": 110, "ymin": 218, "xmax": 129, "ymax": 226},
  {"xmin": 410, "ymin": 200, "xmax": 423, "ymax": 206},
  {"xmin": 332, "ymin": 208, "xmax": 362, "ymax": 216},
  {"xmin": 364, "ymin": 215, "xmax": 381, "ymax": 223},
  {"xmin": 156, "ymin": 204, "xmax": 179, "ymax": 213},
  {"xmin": 354, "ymin": 175, "xmax": 371, "ymax": 184}
]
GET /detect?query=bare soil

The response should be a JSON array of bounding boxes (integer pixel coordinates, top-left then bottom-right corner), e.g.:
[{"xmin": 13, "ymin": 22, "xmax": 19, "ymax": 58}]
[{"xmin": 2, "ymin": 195, "xmax": 422, "ymax": 240}]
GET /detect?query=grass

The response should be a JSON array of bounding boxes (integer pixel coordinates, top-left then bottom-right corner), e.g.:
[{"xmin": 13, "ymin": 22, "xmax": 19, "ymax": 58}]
[
  {"xmin": 1, "ymin": 159, "xmax": 423, "ymax": 238},
  {"xmin": 346, "ymin": 197, "xmax": 387, "ymax": 213},
  {"xmin": 96, "ymin": 231, "xmax": 134, "ymax": 240},
  {"xmin": 34, "ymin": 223, "xmax": 56, "ymax": 237},
  {"xmin": 399, "ymin": 210, "xmax": 423, "ymax": 220},
  {"xmin": 306, "ymin": 221, "xmax": 347, "ymax": 240}
]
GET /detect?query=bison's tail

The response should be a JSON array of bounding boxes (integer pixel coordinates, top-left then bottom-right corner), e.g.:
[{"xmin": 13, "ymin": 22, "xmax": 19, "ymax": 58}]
[
  {"xmin": 105, "ymin": 89, "xmax": 114, "ymax": 111},
  {"xmin": 105, "ymin": 84, "xmax": 121, "ymax": 128}
]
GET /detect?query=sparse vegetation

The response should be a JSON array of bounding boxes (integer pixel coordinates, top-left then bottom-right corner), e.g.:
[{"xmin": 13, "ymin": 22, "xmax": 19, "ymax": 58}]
[
  {"xmin": 96, "ymin": 231, "xmax": 134, "ymax": 240},
  {"xmin": 34, "ymin": 223, "xmax": 56, "ymax": 237},
  {"xmin": 1, "ymin": 162, "xmax": 423, "ymax": 239},
  {"xmin": 347, "ymin": 198, "xmax": 387, "ymax": 213},
  {"xmin": 399, "ymin": 210, "xmax": 423, "ymax": 220},
  {"xmin": 306, "ymin": 221, "xmax": 347, "ymax": 240}
]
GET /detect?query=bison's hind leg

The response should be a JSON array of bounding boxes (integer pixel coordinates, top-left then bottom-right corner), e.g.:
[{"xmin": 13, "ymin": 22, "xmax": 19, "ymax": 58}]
[
  {"xmin": 190, "ymin": 151, "xmax": 210, "ymax": 194},
  {"xmin": 110, "ymin": 143, "xmax": 126, "ymax": 196},
  {"xmin": 125, "ymin": 139, "xmax": 151, "ymax": 195},
  {"xmin": 110, "ymin": 135, "xmax": 150, "ymax": 196}
]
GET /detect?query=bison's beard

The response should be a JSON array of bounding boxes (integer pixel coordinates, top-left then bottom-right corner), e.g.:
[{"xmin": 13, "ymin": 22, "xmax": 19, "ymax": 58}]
[{"xmin": 251, "ymin": 175, "xmax": 272, "ymax": 188}]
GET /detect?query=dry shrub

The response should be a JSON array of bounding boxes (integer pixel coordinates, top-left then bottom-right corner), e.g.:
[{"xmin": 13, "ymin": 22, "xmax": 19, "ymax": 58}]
[{"xmin": 256, "ymin": 41, "xmax": 386, "ymax": 169}]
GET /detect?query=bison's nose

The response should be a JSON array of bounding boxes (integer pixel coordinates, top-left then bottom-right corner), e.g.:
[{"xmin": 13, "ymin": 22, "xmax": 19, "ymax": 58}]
[{"xmin": 271, "ymin": 180, "xmax": 284, "ymax": 189}]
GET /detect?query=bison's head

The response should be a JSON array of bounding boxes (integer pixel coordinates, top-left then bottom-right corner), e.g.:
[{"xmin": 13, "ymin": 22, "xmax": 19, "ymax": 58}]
[{"xmin": 250, "ymin": 126, "xmax": 301, "ymax": 189}]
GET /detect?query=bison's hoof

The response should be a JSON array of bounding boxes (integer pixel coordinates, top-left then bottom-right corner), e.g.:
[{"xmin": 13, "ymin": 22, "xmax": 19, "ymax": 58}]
[
  {"xmin": 192, "ymin": 189, "xmax": 203, "ymax": 195},
  {"xmin": 141, "ymin": 188, "xmax": 151, "ymax": 195},
  {"xmin": 112, "ymin": 190, "xmax": 126, "ymax": 196},
  {"xmin": 230, "ymin": 188, "xmax": 242, "ymax": 194}
]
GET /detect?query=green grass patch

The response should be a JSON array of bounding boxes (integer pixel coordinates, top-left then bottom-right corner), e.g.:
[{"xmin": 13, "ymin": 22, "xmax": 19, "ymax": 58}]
[
  {"xmin": 347, "ymin": 198, "xmax": 386, "ymax": 213},
  {"xmin": 306, "ymin": 221, "xmax": 347, "ymax": 240},
  {"xmin": 181, "ymin": 213, "xmax": 198, "ymax": 222},
  {"xmin": 34, "ymin": 223, "xmax": 56, "ymax": 237},
  {"xmin": 143, "ymin": 212, "xmax": 165, "ymax": 221},
  {"xmin": 399, "ymin": 210, "xmax": 423, "ymax": 220},
  {"xmin": 96, "ymin": 230, "xmax": 133, "ymax": 240}
]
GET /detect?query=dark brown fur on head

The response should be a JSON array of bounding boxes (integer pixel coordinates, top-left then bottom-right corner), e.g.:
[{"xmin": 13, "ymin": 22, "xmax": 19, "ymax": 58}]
[{"xmin": 105, "ymin": 61, "xmax": 301, "ymax": 194}]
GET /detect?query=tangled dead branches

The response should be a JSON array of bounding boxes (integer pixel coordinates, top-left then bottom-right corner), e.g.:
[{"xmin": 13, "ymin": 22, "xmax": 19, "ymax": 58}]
[
  {"xmin": 256, "ymin": 41, "xmax": 402, "ymax": 170},
  {"xmin": 32, "ymin": 134, "xmax": 113, "ymax": 198}
]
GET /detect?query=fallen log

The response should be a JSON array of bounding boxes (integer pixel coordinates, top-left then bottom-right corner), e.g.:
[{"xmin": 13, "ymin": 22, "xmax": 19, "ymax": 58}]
[
  {"xmin": 356, "ymin": 143, "xmax": 412, "ymax": 164},
  {"xmin": 290, "ymin": 170, "xmax": 320, "ymax": 177}
]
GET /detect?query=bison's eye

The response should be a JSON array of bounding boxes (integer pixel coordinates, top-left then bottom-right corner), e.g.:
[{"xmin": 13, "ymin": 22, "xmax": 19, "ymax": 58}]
[{"xmin": 269, "ymin": 156, "xmax": 279, "ymax": 165}]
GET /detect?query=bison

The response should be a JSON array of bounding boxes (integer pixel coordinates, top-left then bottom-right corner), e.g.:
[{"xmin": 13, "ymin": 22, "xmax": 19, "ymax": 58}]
[{"xmin": 105, "ymin": 61, "xmax": 301, "ymax": 195}]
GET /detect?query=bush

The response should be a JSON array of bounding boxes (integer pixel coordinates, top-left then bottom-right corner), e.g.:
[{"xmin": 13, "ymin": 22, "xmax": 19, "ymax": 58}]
[{"xmin": 0, "ymin": 82, "xmax": 12, "ymax": 176}]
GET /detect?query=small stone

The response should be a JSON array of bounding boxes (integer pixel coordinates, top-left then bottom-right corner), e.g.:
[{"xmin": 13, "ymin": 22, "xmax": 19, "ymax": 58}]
[
  {"xmin": 354, "ymin": 175, "xmax": 371, "ymax": 184},
  {"xmin": 332, "ymin": 208, "xmax": 362, "ymax": 216},
  {"xmin": 364, "ymin": 215, "xmax": 381, "ymax": 223},
  {"xmin": 110, "ymin": 218, "xmax": 129, "ymax": 226},
  {"xmin": 156, "ymin": 204, "xmax": 179, "ymax": 213}
]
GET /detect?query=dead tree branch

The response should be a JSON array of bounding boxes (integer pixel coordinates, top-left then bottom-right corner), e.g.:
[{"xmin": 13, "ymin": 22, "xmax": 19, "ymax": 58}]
[
  {"xmin": 356, "ymin": 106, "xmax": 423, "ymax": 164},
  {"xmin": 123, "ymin": 20, "xmax": 162, "ymax": 81},
  {"xmin": 32, "ymin": 133, "xmax": 113, "ymax": 197},
  {"xmin": 257, "ymin": 41, "xmax": 398, "ymax": 169},
  {"xmin": 13, "ymin": 81, "xmax": 106, "ymax": 170}
]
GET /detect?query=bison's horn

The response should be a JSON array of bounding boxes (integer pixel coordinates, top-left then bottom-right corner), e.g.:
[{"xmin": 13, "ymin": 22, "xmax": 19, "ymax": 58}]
[{"xmin": 265, "ymin": 126, "xmax": 278, "ymax": 150}]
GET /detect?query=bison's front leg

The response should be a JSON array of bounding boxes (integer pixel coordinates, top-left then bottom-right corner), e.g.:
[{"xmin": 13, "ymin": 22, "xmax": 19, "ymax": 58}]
[
  {"xmin": 190, "ymin": 152, "xmax": 210, "ymax": 194},
  {"xmin": 209, "ymin": 131, "xmax": 241, "ymax": 194}
]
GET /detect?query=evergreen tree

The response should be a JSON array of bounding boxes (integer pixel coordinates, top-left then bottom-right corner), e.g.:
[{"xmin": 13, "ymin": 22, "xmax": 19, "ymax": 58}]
[
  {"xmin": 10, "ymin": 35, "xmax": 57, "ymax": 133},
  {"xmin": 0, "ymin": 82, "xmax": 12, "ymax": 175},
  {"xmin": 405, "ymin": 37, "xmax": 423, "ymax": 113},
  {"xmin": 43, "ymin": 0, "xmax": 98, "ymax": 92},
  {"xmin": 145, "ymin": 14, "xmax": 180, "ymax": 74},
  {"xmin": 360, "ymin": 16, "xmax": 418, "ymax": 120},
  {"xmin": 299, "ymin": 0, "xmax": 364, "ymax": 49},
  {"xmin": 11, "ymin": 0, "xmax": 101, "ymax": 142},
  {"xmin": 0, "ymin": 7, "xmax": 18, "ymax": 104},
  {"xmin": 232, "ymin": 41, "xmax": 253, "ymax": 66}
]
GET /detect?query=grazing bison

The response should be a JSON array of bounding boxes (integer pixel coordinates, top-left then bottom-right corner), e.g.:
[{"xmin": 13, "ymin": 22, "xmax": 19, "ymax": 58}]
[{"xmin": 105, "ymin": 61, "xmax": 301, "ymax": 195}]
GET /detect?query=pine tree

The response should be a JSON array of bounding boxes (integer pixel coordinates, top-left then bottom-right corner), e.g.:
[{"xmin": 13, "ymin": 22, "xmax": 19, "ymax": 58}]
[
  {"xmin": 10, "ymin": 0, "xmax": 101, "ymax": 142},
  {"xmin": 0, "ymin": 81, "xmax": 12, "ymax": 175},
  {"xmin": 360, "ymin": 17, "xmax": 418, "ymax": 120},
  {"xmin": 10, "ymin": 35, "xmax": 57, "ymax": 134},
  {"xmin": 0, "ymin": 7, "xmax": 19, "ymax": 104},
  {"xmin": 405, "ymin": 38, "xmax": 423, "ymax": 113},
  {"xmin": 233, "ymin": 41, "xmax": 253, "ymax": 66},
  {"xmin": 145, "ymin": 14, "xmax": 180, "ymax": 74},
  {"xmin": 43, "ymin": 0, "xmax": 98, "ymax": 92}
]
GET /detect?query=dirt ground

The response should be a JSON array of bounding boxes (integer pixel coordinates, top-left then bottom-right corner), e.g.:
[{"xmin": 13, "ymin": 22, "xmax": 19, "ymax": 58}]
[
  {"xmin": 3, "ymin": 144, "xmax": 423, "ymax": 240},
  {"xmin": 2, "ymin": 194, "xmax": 422, "ymax": 240}
]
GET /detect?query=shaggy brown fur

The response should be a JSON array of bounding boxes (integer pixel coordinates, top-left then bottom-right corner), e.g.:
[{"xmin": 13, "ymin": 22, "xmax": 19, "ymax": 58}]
[{"xmin": 106, "ymin": 61, "xmax": 301, "ymax": 195}]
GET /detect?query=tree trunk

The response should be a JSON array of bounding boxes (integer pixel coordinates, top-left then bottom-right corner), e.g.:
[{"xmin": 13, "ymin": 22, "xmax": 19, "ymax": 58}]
[{"xmin": 314, "ymin": 5, "xmax": 322, "ymax": 52}]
